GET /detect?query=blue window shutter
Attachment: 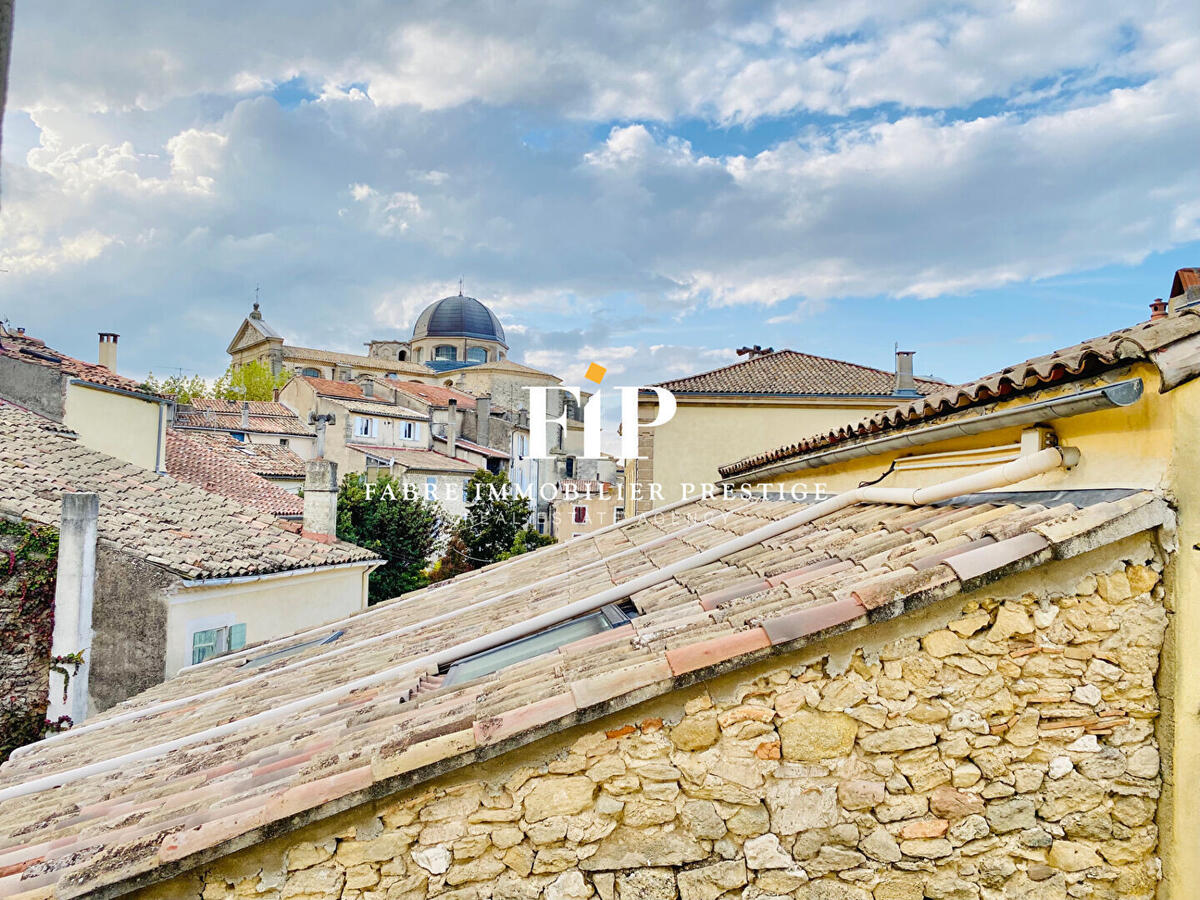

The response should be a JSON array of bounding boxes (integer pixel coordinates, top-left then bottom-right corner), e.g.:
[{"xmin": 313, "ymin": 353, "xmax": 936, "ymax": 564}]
[{"xmin": 230, "ymin": 623, "xmax": 247, "ymax": 651}]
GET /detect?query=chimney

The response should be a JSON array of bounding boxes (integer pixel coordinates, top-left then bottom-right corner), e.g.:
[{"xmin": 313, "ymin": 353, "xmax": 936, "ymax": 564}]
[
  {"xmin": 49, "ymin": 492, "xmax": 99, "ymax": 725},
  {"xmin": 446, "ymin": 398, "xmax": 458, "ymax": 458},
  {"xmin": 302, "ymin": 459, "xmax": 339, "ymax": 542},
  {"xmin": 894, "ymin": 350, "xmax": 918, "ymax": 397},
  {"xmin": 363, "ymin": 379, "xmax": 374, "ymax": 398},
  {"xmin": 240, "ymin": 401, "xmax": 250, "ymax": 429},
  {"xmin": 476, "ymin": 394, "xmax": 491, "ymax": 449},
  {"xmin": 97, "ymin": 333, "xmax": 119, "ymax": 372},
  {"xmin": 1150, "ymin": 299, "xmax": 1168, "ymax": 321}
]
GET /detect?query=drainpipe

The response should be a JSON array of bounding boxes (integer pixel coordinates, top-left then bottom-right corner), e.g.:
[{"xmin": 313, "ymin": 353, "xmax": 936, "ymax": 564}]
[
  {"xmin": 0, "ymin": 445, "xmax": 1078, "ymax": 798},
  {"xmin": 48, "ymin": 493, "xmax": 99, "ymax": 726}
]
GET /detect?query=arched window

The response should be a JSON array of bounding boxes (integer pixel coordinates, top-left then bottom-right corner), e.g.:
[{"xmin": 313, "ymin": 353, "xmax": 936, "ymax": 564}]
[
  {"xmin": 398, "ymin": 350, "xmax": 407, "ymax": 361},
  {"xmin": 434, "ymin": 345, "xmax": 458, "ymax": 361},
  {"xmin": 301, "ymin": 367, "xmax": 321, "ymax": 378},
  {"xmin": 466, "ymin": 346, "xmax": 488, "ymax": 364}
]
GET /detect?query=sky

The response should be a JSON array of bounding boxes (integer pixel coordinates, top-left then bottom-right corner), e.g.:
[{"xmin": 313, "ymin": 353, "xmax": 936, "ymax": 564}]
[{"xmin": 1, "ymin": 1, "xmax": 1198, "ymax": 392}]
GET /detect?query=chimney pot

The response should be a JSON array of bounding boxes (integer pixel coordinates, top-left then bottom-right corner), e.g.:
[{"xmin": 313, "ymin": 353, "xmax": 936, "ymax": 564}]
[
  {"xmin": 241, "ymin": 401, "xmax": 250, "ymax": 429},
  {"xmin": 1150, "ymin": 298, "xmax": 1168, "ymax": 321},
  {"xmin": 97, "ymin": 332, "xmax": 119, "ymax": 372},
  {"xmin": 446, "ymin": 398, "xmax": 458, "ymax": 458},
  {"xmin": 894, "ymin": 350, "xmax": 918, "ymax": 397}
]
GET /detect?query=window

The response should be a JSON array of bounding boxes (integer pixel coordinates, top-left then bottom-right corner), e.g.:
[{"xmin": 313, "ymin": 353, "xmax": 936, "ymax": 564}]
[
  {"xmin": 565, "ymin": 457, "xmax": 575, "ymax": 477},
  {"xmin": 442, "ymin": 605, "xmax": 633, "ymax": 686},
  {"xmin": 573, "ymin": 505, "xmax": 588, "ymax": 524},
  {"xmin": 354, "ymin": 416, "xmax": 378, "ymax": 438},
  {"xmin": 434, "ymin": 345, "xmax": 458, "ymax": 361},
  {"xmin": 425, "ymin": 475, "xmax": 438, "ymax": 499},
  {"xmin": 301, "ymin": 367, "xmax": 321, "ymax": 377},
  {"xmin": 398, "ymin": 350, "xmax": 407, "ymax": 361},
  {"xmin": 191, "ymin": 624, "xmax": 246, "ymax": 665},
  {"xmin": 401, "ymin": 421, "xmax": 420, "ymax": 441},
  {"xmin": 279, "ymin": 438, "xmax": 289, "ymax": 448},
  {"xmin": 241, "ymin": 631, "xmax": 343, "ymax": 669},
  {"xmin": 466, "ymin": 347, "xmax": 487, "ymax": 364},
  {"xmin": 386, "ymin": 372, "xmax": 398, "ymax": 379},
  {"xmin": 230, "ymin": 432, "xmax": 246, "ymax": 442}
]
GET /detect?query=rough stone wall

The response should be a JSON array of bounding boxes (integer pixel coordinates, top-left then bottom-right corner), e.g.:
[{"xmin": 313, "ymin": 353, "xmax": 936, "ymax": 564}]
[
  {"xmin": 88, "ymin": 546, "xmax": 173, "ymax": 713},
  {"xmin": 0, "ymin": 516, "xmax": 58, "ymax": 760},
  {"xmin": 143, "ymin": 549, "xmax": 1166, "ymax": 900}
]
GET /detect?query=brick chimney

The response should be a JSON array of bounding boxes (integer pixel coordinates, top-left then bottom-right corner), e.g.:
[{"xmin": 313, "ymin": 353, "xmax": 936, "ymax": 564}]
[
  {"xmin": 894, "ymin": 350, "xmax": 919, "ymax": 397},
  {"xmin": 446, "ymin": 398, "xmax": 458, "ymax": 458},
  {"xmin": 97, "ymin": 333, "xmax": 119, "ymax": 372},
  {"xmin": 302, "ymin": 459, "xmax": 339, "ymax": 542}
]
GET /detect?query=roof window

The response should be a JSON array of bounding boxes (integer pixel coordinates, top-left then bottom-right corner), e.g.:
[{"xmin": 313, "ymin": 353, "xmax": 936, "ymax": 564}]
[{"xmin": 239, "ymin": 630, "xmax": 344, "ymax": 669}]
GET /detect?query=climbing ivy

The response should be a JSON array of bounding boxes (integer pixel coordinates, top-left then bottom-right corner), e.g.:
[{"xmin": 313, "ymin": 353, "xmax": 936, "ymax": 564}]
[{"xmin": 0, "ymin": 518, "xmax": 63, "ymax": 762}]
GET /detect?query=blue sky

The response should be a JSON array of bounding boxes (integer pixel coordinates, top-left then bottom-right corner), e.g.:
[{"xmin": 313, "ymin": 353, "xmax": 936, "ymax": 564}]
[{"xmin": 1, "ymin": 1, "xmax": 1197, "ymax": 392}]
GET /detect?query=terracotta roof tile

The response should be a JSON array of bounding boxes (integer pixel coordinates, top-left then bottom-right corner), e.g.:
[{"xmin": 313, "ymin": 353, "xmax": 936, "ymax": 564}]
[
  {"xmin": 347, "ymin": 445, "xmax": 479, "ymax": 473},
  {"xmin": 165, "ymin": 430, "xmax": 304, "ymax": 517},
  {"xmin": 0, "ymin": 484, "xmax": 1169, "ymax": 897},
  {"xmin": 721, "ymin": 308, "xmax": 1200, "ymax": 479},
  {"xmin": 655, "ymin": 349, "xmax": 946, "ymax": 396},
  {"xmin": 391, "ymin": 381, "xmax": 478, "ymax": 409},
  {"xmin": 0, "ymin": 329, "xmax": 164, "ymax": 398}
]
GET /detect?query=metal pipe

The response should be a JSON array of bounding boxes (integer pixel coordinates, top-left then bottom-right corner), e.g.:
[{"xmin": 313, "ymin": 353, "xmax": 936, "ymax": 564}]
[
  {"xmin": 0, "ymin": 446, "xmax": 1074, "ymax": 798},
  {"xmin": 721, "ymin": 378, "xmax": 1141, "ymax": 484}
]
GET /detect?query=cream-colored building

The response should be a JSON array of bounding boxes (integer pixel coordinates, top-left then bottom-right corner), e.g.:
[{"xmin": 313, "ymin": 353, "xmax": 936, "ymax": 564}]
[
  {"xmin": 625, "ymin": 349, "xmax": 944, "ymax": 514},
  {"xmin": 0, "ymin": 326, "xmax": 169, "ymax": 471},
  {"xmin": 5, "ymin": 276, "xmax": 1196, "ymax": 900},
  {"xmin": 549, "ymin": 479, "xmax": 623, "ymax": 538}
]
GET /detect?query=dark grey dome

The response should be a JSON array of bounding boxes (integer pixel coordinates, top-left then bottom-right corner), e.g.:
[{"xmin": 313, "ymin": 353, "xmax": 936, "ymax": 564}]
[{"xmin": 412, "ymin": 295, "xmax": 506, "ymax": 347}]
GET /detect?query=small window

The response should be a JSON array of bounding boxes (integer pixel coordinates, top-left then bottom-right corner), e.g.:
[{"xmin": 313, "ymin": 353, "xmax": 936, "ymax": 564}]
[
  {"xmin": 386, "ymin": 372, "xmax": 398, "ymax": 379},
  {"xmin": 466, "ymin": 347, "xmax": 487, "ymax": 364},
  {"xmin": 191, "ymin": 623, "xmax": 246, "ymax": 665},
  {"xmin": 279, "ymin": 438, "xmax": 289, "ymax": 448},
  {"xmin": 573, "ymin": 505, "xmax": 588, "ymax": 524},
  {"xmin": 241, "ymin": 631, "xmax": 343, "ymax": 669},
  {"xmin": 230, "ymin": 432, "xmax": 247, "ymax": 442},
  {"xmin": 398, "ymin": 350, "xmax": 407, "ymax": 361},
  {"xmin": 401, "ymin": 421, "xmax": 420, "ymax": 441},
  {"xmin": 434, "ymin": 345, "xmax": 458, "ymax": 361},
  {"xmin": 442, "ymin": 606, "xmax": 631, "ymax": 686},
  {"xmin": 301, "ymin": 367, "xmax": 321, "ymax": 377},
  {"xmin": 354, "ymin": 416, "xmax": 378, "ymax": 438},
  {"xmin": 565, "ymin": 457, "xmax": 575, "ymax": 477}
]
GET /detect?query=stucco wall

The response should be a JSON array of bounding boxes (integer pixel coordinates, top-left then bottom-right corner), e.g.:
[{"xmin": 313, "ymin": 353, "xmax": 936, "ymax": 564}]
[
  {"xmin": 63, "ymin": 382, "xmax": 165, "ymax": 472},
  {"xmin": 139, "ymin": 537, "xmax": 1166, "ymax": 900},
  {"xmin": 89, "ymin": 546, "xmax": 174, "ymax": 713},
  {"xmin": 163, "ymin": 564, "xmax": 370, "ymax": 676}
]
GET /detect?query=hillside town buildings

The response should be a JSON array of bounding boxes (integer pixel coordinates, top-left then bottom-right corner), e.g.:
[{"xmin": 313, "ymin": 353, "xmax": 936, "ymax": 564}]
[{"xmin": 2, "ymin": 268, "xmax": 1197, "ymax": 900}]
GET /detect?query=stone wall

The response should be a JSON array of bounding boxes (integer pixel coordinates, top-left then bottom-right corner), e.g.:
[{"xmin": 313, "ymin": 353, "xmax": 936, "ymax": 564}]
[
  {"xmin": 142, "ymin": 544, "xmax": 1167, "ymax": 900},
  {"xmin": 0, "ymin": 515, "xmax": 58, "ymax": 761}
]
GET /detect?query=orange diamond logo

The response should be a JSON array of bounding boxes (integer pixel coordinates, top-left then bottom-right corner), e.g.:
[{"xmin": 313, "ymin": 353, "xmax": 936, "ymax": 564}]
[{"xmin": 585, "ymin": 362, "xmax": 607, "ymax": 384}]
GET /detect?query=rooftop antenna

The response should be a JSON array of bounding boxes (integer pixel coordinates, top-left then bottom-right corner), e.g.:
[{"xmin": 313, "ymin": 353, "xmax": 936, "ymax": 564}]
[{"xmin": 458, "ymin": 276, "xmax": 464, "ymax": 297}]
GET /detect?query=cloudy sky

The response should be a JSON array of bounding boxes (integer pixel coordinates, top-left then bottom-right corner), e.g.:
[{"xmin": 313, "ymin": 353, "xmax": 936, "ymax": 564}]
[{"xmin": 1, "ymin": 1, "xmax": 1198, "ymax": 390}]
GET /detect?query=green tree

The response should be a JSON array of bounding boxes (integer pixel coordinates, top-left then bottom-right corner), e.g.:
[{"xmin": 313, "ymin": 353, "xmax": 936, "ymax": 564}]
[
  {"xmin": 214, "ymin": 360, "xmax": 290, "ymax": 402},
  {"xmin": 336, "ymin": 473, "xmax": 441, "ymax": 603},
  {"xmin": 454, "ymin": 469, "xmax": 555, "ymax": 568},
  {"xmin": 142, "ymin": 372, "xmax": 210, "ymax": 403}
]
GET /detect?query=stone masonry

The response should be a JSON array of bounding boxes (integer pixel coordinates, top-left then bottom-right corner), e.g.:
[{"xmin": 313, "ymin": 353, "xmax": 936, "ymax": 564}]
[{"xmin": 141, "ymin": 551, "xmax": 1167, "ymax": 900}]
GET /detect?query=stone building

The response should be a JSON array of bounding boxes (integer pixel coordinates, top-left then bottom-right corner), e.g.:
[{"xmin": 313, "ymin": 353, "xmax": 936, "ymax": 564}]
[
  {"xmin": 172, "ymin": 398, "xmax": 318, "ymax": 461},
  {"xmin": 2, "ymin": 271, "xmax": 1197, "ymax": 899},
  {"xmin": 0, "ymin": 402, "xmax": 379, "ymax": 716},
  {"xmin": 625, "ymin": 350, "xmax": 945, "ymax": 515}
]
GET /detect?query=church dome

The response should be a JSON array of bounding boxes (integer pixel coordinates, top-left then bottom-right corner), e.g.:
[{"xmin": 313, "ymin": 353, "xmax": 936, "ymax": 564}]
[{"xmin": 412, "ymin": 294, "xmax": 506, "ymax": 347}]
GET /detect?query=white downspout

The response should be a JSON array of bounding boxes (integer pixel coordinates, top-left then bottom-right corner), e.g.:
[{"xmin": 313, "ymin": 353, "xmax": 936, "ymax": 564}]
[{"xmin": 4, "ymin": 447, "xmax": 1076, "ymax": 795}]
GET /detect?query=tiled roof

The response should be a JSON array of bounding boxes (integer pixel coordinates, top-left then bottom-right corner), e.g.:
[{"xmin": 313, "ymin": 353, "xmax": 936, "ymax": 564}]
[
  {"xmin": 284, "ymin": 345, "xmax": 428, "ymax": 376},
  {"xmin": 392, "ymin": 380, "xmax": 478, "ymax": 409},
  {"xmin": 165, "ymin": 431, "xmax": 305, "ymax": 518},
  {"xmin": 433, "ymin": 435, "xmax": 510, "ymax": 459},
  {"xmin": 174, "ymin": 400, "xmax": 314, "ymax": 438},
  {"xmin": 0, "ymin": 404, "xmax": 377, "ymax": 581},
  {"xmin": 348, "ymin": 444, "xmax": 480, "ymax": 473},
  {"xmin": 721, "ymin": 308, "xmax": 1200, "ymax": 479},
  {"xmin": 0, "ymin": 328, "xmax": 164, "ymax": 398},
  {"xmin": 0, "ymin": 483, "xmax": 1169, "ymax": 897},
  {"xmin": 655, "ymin": 350, "xmax": 946, "ymax": 397},
  {"xmin": 296, "ymin": 375, "xmax": 374, "ymax": 400},
  {"xmin": 183, "ymin": 433, "xmax": 306, "ymax": 479},
  {"xmin": 341, "ymin": 401, "xmax": 428, "ymax": 420}
]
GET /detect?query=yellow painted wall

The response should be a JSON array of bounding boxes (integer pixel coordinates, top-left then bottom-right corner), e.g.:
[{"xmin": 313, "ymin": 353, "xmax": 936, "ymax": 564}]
[
  {"xmin": 164, "ymin": 563, "xmax": 373, "ymax": 675},
  {"xmin": 640, "ymin": 397, "xmax": 904, "ymax": 509},
  {"xmin": 551, "ymin": 492, "xmax": 623, "ymax": 537},
  {"xmin": 64, "ymin": 382, "xmax": 165, "ymax": 471}
]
